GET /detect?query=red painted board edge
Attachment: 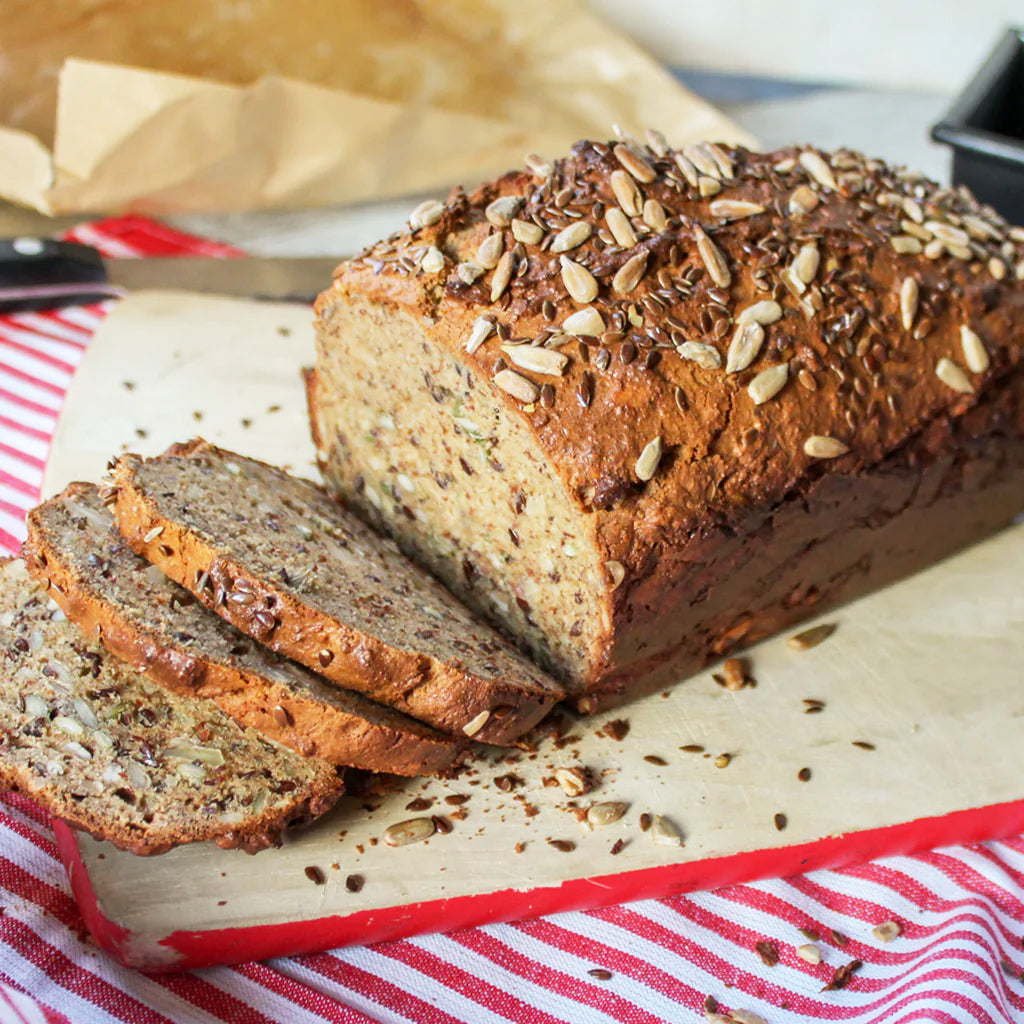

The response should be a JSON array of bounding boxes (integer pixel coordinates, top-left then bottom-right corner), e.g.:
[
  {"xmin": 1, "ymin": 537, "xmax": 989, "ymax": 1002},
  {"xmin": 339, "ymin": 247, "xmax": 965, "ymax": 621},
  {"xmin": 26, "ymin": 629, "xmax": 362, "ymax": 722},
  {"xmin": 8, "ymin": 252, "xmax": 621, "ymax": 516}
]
[{"xmin": 55, "ymin": 796, "xmax": 1024, "ymax": 973}]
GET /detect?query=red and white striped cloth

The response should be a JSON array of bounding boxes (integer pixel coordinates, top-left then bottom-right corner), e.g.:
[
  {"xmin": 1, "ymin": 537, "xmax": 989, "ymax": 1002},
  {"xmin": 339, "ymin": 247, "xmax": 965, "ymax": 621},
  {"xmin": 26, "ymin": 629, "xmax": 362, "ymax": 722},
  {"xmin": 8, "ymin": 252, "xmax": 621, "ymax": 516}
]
[{"xmin": 1, "ymin": 217, "xmax": 1023, "ymax": 1024}]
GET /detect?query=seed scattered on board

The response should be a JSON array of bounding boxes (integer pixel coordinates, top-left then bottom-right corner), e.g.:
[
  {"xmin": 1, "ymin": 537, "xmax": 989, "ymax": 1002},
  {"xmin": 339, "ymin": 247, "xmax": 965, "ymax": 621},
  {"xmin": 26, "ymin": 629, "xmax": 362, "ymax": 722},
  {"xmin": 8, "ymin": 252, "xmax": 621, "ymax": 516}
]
[
  {"xmin": 383, "ymin": 817, "xmax": 436, "ymax": 847},
  {"xmin": 788, "ymin": 623, "xmax": 837, "ymax": 650}
]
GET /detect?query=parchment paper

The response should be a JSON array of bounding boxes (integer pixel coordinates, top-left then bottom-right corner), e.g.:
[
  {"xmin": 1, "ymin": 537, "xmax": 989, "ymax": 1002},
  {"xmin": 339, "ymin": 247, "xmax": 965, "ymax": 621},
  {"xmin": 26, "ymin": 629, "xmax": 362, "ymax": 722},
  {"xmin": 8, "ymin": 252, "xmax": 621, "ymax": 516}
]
[{"xmin": 0, "ymin": 0, "xmax": 753, "ymax": 214}]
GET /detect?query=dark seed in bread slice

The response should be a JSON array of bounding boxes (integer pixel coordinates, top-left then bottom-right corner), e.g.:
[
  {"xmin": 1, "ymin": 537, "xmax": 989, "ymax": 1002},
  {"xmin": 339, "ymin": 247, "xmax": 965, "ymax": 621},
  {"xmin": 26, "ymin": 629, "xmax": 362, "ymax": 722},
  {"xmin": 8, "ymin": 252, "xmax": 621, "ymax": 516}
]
[
  {"xmin": 24, "ymin": 483, "xmax": 465, "ymax": 777},
  {"xmin": 112, "ymin": 440, "xmax": 563, "ymax": 745},
  {"xmin": 0, "ymin": 560, "xmax": 344, "ymax": 855}
]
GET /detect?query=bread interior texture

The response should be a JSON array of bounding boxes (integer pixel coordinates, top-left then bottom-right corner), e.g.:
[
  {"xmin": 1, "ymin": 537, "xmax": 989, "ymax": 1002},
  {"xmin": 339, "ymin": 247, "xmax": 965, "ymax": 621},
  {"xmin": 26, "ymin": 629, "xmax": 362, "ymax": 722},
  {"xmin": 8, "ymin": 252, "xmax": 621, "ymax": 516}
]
[{"xmin": 313, "ymin": 295, "xmax": 605, "ymax": 689}]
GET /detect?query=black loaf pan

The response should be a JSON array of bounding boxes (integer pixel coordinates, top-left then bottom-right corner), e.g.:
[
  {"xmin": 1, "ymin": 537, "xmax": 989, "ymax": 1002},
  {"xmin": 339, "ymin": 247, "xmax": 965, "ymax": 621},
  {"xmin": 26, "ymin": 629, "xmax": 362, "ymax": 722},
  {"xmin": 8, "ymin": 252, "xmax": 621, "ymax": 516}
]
[{"xmin": 932, "ymin": 27, "xmax": 1024, "ymax": 226}]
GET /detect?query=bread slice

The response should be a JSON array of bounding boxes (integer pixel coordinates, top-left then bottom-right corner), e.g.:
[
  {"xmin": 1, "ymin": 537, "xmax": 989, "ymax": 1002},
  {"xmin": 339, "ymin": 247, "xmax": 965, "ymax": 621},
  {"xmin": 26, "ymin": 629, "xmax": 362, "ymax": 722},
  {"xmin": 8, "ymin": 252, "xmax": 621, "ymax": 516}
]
[
  {"xmin": 24, "ymin": 483, "xmax": 464, "ymax": 777},
  {"xmin": 111, "ymin": 440, "xmax": 562, "ymax": 745},
  {"xmin": 0, "ymin": 560, "xmax": 343, "ymax": 855}
]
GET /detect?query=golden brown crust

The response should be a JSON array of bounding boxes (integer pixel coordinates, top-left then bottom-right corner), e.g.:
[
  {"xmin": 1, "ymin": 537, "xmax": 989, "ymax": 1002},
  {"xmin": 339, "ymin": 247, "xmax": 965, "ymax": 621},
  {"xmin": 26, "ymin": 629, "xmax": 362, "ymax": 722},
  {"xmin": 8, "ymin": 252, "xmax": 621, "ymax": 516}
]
[
  {"xmin": 23, "ymin": 484, "xmax": 466, "ymax": 777},
  {"xmin": 112, "ymin": 441, "xmax": 560, "ymax": 744},
  {"xmin": 314, "ymin": 138, "xmax": 1024, "ymax": 695}
]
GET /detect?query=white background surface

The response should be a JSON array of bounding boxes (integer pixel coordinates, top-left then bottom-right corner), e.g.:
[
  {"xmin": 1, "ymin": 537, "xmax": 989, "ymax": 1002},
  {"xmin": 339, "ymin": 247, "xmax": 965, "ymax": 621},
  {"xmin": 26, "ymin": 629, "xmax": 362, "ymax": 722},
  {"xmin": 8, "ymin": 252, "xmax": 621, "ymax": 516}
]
[{"xmin": 591, "ymin": 0, "xmax": 1020, "ymax": 90}]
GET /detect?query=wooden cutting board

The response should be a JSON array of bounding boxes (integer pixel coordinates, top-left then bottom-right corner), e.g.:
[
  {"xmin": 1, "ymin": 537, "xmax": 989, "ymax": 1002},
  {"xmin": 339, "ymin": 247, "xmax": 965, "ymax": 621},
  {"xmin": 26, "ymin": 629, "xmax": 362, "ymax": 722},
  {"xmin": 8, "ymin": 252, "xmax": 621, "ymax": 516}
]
[{"xmin": 43, "ymin": 291, "xmax": 1024, "ymax": 972}]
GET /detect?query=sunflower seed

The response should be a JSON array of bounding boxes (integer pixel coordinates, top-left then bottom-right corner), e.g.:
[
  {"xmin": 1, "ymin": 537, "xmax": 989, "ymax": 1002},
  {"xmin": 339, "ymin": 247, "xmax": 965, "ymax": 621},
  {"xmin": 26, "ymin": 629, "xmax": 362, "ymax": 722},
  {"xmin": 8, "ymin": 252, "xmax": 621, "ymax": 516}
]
[
  {"xmin": 635, "ymin": 437, "xmax": 663, "ymax": 481},
  {"xmin": 409, "ymin": 198, "xmax": 444, "ymax": 229},
  {"xmin": 788, "ymin": 623, "xmax": 836, "ymax": 650},
  {"xmin": 71, "ymin": 698, "xmax": 98, "ymax": 730},
  {"xmin": 560, "ymin": 256, "xmax": 599, "ymax": 303},
  {"xmin": 793, "ymin": 242, "xmax": 820, "ymax": 284},
  {"xmin": 53, "ymin": 715, "xmax": 84, "ymax": 736},
  {"xmin": 900, "ymin": 276, "xmax": 919, "ymax": 331},
  {"xmin": 804, "ymin": 435, "xmax": 849, "ymax": 459},
  {"xmin": 610, "ymin": 170, "xmax": 643, "ymax": 217},
  {"xmin": 709, "ymin": 199, "xmax": 765, "ymax": 220},
  {"xmin": 694, "ymin": 226, "xmax": 730, "ymax": 288},
  {"xmin": 797, "ymin": 944, "xmax": 823, "ymax": 965},
  {"xmin": 587, "ymin": 801, "xmax": 628, "ymax": 827},
  {"xmin": 490, "ymin": 251, "xmax": 515, "ymax": 301},
  {"xmin": 988, "ymin": 257, "xmax": 1006, "ymax": 280},
  {"xmin": 502, "ymin": 344, "xmax": 569, "ymax": 376},
  {"xmin": 563, "ymin": 307, "xmax": 606, "ymax": 336},
  {"xmin": 683, "ymin": 143, "xmax": 719, "ymax": 178},
  {"xmin": 476, "ymin": 232, "xmax": 505, "ymax": 271},
  {"xmin": 612, "ymin": 251, "xmax": 648, "ymax": 294},
  {"xmin": 23, "ymin": 694, "xmax": 48, "ymax": 718},
  {"xmin": 748, "ymin": 363, "xmax": 789, "ymax": 404},
  {"xmin": 789, "ymin": 185, "xmax": 820, "ymax": 215},
  {"xmin": 511, "ymin": 218, "xmax": 543, "ymax": 246},
  {"xmin": 485, "ymin": 196, "xmax": 523, "ymax": 228},
  {"xmin": 677, "ymin": 341, "xmax": 722, "ymax": 369},
  {"xmin": 925, "ymin": 220, "xmax": 969, "ymax": 247},
  {"xmin": 891, "ymin": 235, "xmax": 924, "ymax": 255},
  {"xmin": 614, "ymin": 144, "xmax": 656, "ymax": 183},
  {"xmin": 143, "ymin": 526, "xmax": 164, "ymax": 543},
  {"xmin": 383, "ymin": 817, "xmax": 436, "ymax": 847},
  {"xmin": 524, "ymin": 153, "xmax": 552, "ymax": 178},
  {"xmin": 673, "ymin": 152, "xmax": 699, "ymax": 187},
  {"xmin": 923, "ymin": 238, "xmax": 946, "ymax": 259},
  {"xmin": 165, "ymin": 743, "xmax": 225, "ymax": 766},
  {"xmin": 650, "ymin": 815, "xmax": 683, "ymax": 846},
  {"xmin": 465, "ymin": 316, "xmax": 494, "ymax": 355},
  {"xmin": 737, "ymin": 300, "xmax": 782, "ymax": 325},
  {"xmin": 605, "ymin": 207, "xmax": 638, "ymax": 247},
  {"xmin": 456, "ymin": 261, "xmax": 484, "ymax": 285},
  {"xmin": 960, "ymin": 325, "xmax": 989, "ymax": 373},
  {"xmin": 946, "ymin": 242, "xmax": 973, "ymax": 260},
  {"xmin": 462, "ymin": 709, "xmax": 491, "ymax": 737},
  {"xmin": 901, "ymin": 219, "xmax": 932, "ymax": 240},
  {"xmin": 705, "ymin": 1014, "xmax": 734, "ymax": 1024},
  {"xmin": 554, "ymin": 766, "xmax": 591, "ymax": 797},
  {"xmin": 604, "ymin": 560, "xmax": 626, "ymax": 590},
  {"xmin": 698, "ymin": 176, "xmax": 722, "ymax": 197},
  {"xmin": 644, "ymin": 127, "xmax": 669, "ymax": 156},
  {"xmin": 731, "ymin": 1012, "xmax": 768, "ymax": 1024},
  {"xmin": 643, "ymin": 198, "xmax": 668, "ymax": 232},
  {"xmin": 935, "ymin": 357, "xmax": 973, "ymax": 394},
  {"xmin": 420, "ymin": 246, "xmax": 445, "ymax": 273},
  {"xmin": 493, "ymin": 369, "xmax": 539, "ymax": 403},
  {"xmin": 799, "ymin": 150, "xmax": 838, "ymax": 190},
  {"xmin": 551, "ymin": 221, "xmax": 593, "ymax": 253},
  {"xmin": 872, "ymin": 920, "xmax": 902, "ymax": 943},
  {"xmin": 725, "ymin": 322, "xmax": 765, "ymax": 373},
  {"xmin": 963, "ymin": 214, "xmax": 1002, "ymax": 241},
  {"xmin": 779, "ymin": 266, "xmax": 807, "ymax": 298},
  {"xmin": 704, "ymin": 143, "xmax": 734, "ymax": 178}
]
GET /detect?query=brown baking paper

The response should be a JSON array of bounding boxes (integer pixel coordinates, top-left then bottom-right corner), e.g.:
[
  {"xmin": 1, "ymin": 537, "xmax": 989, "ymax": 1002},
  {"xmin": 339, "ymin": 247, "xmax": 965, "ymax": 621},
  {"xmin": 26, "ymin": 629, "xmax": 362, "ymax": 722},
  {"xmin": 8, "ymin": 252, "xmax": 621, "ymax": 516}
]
[{"xmin": 0, "ymin": 0, "xmax": 753, "ymax": 215}]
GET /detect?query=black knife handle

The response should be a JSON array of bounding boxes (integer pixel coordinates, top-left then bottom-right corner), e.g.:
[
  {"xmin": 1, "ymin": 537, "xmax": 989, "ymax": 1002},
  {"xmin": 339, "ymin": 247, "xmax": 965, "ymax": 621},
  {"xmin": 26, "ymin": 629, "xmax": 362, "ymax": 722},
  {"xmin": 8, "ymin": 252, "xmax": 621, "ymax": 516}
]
[{"xmin": 0, "ymin": 238, "xmax": 121, "ymax": 313}]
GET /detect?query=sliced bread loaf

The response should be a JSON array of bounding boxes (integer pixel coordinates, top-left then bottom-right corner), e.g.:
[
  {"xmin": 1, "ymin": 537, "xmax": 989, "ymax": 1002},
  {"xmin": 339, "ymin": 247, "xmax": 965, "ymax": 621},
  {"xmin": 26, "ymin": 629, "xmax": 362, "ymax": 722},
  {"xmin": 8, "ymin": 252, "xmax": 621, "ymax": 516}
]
[
  {"xmin": 24, "ymin": 483, "xmax": 465, "ymax": 777},
  {"xmin": 112, "ymin": 440, "xmax": 562, "ymax": 745},
  {"xmin": 0, "ymin": 559, "xmax": 344, "ymax": 855}
]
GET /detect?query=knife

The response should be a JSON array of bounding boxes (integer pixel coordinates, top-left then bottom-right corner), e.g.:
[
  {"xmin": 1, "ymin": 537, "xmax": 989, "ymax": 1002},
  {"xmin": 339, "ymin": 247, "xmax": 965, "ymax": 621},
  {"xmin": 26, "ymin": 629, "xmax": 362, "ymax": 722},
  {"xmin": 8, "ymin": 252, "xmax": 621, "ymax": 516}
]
[{"xmin": 0, "ymin": 237, "xmax": 342, "ymax": 312}]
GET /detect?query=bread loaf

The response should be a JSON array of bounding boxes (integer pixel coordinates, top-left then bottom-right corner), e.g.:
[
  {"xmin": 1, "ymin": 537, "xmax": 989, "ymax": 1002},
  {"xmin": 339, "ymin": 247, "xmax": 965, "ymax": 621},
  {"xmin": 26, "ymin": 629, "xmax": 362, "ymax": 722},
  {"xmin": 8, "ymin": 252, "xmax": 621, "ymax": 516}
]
[
  {"xmin": 24, "ymin": 483, "xmax": 465, "ymax": 776},
  {"xmin": 309, "ymin": 138, "xmax": 1024, "ymax": 711},
  {"xmin": 112, "ymin": 440, "xmax": 563, "ymax": 744},
  {"xmin": 0, "ymin": 559, "xmax": 343, "ymax": 855}
]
